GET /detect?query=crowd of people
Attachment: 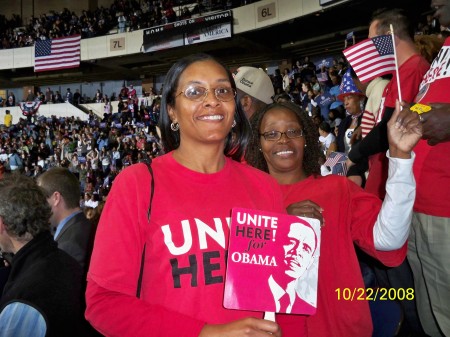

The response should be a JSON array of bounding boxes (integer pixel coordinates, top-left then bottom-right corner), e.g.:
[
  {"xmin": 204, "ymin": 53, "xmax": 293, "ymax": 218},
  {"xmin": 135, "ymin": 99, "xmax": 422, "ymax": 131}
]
[
  {"xmin": 0, "ymin": 0, "xmax": 442, "ymax": 50},
  {"xmin": 1, "ymin": 3, "xmax": 450, "ymax": 337},
  {"xmin": 0, "ymin": 0, "xmax": 248, "ymax": 49},
  {"xmin": 0, "ymin": 108, "xmax": 162, "ymax": 208}
]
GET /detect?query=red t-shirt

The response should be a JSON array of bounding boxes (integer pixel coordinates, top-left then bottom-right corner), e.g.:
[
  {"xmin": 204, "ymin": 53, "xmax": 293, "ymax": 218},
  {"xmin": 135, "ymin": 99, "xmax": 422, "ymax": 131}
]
[
  {"xmin": 86, "ymin": 154, "xmax": 308, "ymax": 337},
  {"xmin": 365, "ymin": 54, "xmax": 430, "ymax": 199},
  {"xmin": 279, "ymin": 175, "xmax": 406, "ymax": 337},
  {"xmin": 412, "ymin": 37, "xmax": 450, "ymax": 217}
]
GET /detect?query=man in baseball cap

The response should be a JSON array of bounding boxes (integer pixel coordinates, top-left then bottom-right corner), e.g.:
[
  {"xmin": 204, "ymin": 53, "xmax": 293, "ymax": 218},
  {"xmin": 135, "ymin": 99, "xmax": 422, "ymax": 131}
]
[{"xmin": 233, "ymin": 66, "xmax": 275, "ymax": 120}]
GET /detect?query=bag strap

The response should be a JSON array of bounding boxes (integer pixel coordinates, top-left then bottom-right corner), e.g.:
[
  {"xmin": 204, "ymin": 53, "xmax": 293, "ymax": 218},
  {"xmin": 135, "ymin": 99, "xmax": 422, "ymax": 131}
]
[{"xmin": 136, "ymin": 157, "xmax": 154, "ymax": 298}]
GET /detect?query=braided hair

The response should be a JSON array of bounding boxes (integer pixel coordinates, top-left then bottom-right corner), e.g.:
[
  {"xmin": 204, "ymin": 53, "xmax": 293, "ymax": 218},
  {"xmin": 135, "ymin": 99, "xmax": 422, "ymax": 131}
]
[{"xmin": 245, "ymin": 101, "xmax": 321, "ymax": 177}]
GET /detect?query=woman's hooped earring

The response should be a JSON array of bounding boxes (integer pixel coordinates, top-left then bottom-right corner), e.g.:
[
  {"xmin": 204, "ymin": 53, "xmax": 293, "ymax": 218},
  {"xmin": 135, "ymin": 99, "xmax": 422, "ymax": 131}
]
[
  {"xmin": 170, "ymin": 122, "xmax": 179, "ymax": 131},
  {"xmin": 232, "ymin": 119, "xmax": 236, "ymax": 128},
  {"xmin": 304, "ymin": 143, "xmax": 307, "ymax": 147}
]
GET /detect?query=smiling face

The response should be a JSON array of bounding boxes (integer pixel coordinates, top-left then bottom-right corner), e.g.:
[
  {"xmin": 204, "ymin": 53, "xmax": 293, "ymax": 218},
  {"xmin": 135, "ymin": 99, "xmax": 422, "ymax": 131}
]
[
  {"xmin": 168, "ymin": 60, "xmax": 235, "ymax": 148},
  {"xmin": 283, "ymin": 222, "xmax": 316, "ymax": 279},
  {"xmin": 259, "ymin": 107, "xmax": 305, "ymax": 178}
]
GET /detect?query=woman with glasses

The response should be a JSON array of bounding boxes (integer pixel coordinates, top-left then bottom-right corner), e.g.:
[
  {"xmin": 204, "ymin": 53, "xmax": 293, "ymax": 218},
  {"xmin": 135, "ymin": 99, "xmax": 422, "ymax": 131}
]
[
  {"xmin": 245, "ymin": 101, "xmax": 421, "ymax": 337},
  {"xmin": 86, "ymin": 54, "xmax": 291, "ymax": 337}
]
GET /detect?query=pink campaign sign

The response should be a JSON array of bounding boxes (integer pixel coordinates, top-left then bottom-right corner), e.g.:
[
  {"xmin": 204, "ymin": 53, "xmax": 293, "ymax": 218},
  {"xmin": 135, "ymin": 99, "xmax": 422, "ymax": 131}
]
[{"xmin": 224, "ymin": 208, "xmax": 321, "ymax": 315}]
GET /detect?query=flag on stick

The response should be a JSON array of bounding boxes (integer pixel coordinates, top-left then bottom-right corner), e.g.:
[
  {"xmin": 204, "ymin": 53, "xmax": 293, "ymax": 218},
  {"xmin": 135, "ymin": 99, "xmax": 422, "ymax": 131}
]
[
  {"xmin": 343, "ymin": 35, "xmax": 395, "ymax": 83},
  {"xmin": 34, "ymin": 35, "xmax": 81, "ymax": 72}
]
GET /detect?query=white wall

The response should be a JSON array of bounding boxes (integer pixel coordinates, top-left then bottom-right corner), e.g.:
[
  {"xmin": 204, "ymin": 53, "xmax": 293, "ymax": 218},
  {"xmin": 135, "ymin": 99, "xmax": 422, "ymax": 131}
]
[{"xmin": 0, "ymin": 103, "xmax": 88, "ymax": 126}]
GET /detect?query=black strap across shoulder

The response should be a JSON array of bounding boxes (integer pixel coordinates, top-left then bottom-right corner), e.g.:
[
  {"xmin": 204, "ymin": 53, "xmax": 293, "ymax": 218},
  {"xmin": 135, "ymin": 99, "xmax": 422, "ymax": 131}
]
[{"xmin": 136, "ymin": 158, "xmax": 154, "ymax": 298}]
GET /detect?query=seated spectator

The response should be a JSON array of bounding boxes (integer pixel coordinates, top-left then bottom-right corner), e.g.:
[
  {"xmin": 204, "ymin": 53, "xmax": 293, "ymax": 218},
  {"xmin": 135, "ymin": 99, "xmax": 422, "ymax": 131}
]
[
  {"xmin": 313, "ymin": 83, "xmax": 333, "ymax": 122},
  {"xmin": 329, "ymin": 74, "xmax": 343, "ymax": 110},
  {"xmin": 180, "ymin": 7, "xmax": 192, "ymax": 20},
  {"xmin": 84, "ymin": 192, "xmax": 98, "ymax": 208},
  {"xmin": 6, "ymin": 93, "xmax": 15, "ymax": 107},
  {"xmin": 336, "ymin": 70, "xmax": 366, "ymax": 155},
  {"xmin": 118, "ymin": 85, "xmax": 129, "ymax": 101},
  {"xmin": 328, "ymin": 108, "xmax": 343, "ymax": 132},
  {"xmin": 319, "ymin": 121, "xmax": 337, "ymax": 158}
]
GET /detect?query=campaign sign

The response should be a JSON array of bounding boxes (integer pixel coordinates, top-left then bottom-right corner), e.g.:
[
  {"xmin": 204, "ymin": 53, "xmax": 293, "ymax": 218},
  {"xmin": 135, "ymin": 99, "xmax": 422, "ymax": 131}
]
[{"xmin": 224, "ymin": 208, "xmax": 321, "ymax": 315}]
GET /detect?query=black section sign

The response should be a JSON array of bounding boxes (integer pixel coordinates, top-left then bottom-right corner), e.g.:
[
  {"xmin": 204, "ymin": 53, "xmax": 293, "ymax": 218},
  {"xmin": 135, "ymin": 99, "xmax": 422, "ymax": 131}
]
[{"xmin": 143, "ymin": 10, "xmax": 232, "ymax": 45}]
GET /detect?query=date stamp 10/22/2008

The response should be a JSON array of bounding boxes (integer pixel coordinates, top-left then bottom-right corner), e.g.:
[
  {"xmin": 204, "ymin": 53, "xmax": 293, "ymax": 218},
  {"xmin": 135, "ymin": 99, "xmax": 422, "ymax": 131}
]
[{"xmin": 335, "ymin": 288, "xmax": 415, "ymax": 301}]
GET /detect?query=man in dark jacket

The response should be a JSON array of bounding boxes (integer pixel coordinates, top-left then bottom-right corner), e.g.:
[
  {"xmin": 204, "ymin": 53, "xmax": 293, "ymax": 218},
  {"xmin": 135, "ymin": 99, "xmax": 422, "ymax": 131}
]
[
  {"xmin": 0, "ymin": 174, "xmax": 83, "ymax": 337},
  {"xmin": 37, "ymin": 167, "xmax": 95, "ymax": 274}
]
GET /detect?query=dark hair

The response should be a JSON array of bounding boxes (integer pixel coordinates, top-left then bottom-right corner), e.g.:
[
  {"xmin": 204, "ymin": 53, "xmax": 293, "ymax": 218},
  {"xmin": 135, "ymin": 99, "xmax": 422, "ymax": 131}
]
[
  {"xmin": 274, "ymin": 92, "xmax": 292, "ymax": 103},
  {"xmin": 319, "ymin": 121, "xmax": 331, "ymax": 133},
  {"xmin": 371, "ymin": 8, "xmax": 414, "ymax": 40},
  {"xmin": 159, "ymin": 53, "xmax": 250, "ymax": 161},
  {"xmin": 330, "ymin": 74, "xmax": 341, "ymax": 83},
  {"xmin": 37, "ymin": 167, "xmax": 81, "ymax": 209},
  {"xmin": 0, "ymin": 174, "xmax": 51, "ymax": 239},
  {"xmin": 245, "ymin": 101, "xmax": 321, "ymax": 177}
]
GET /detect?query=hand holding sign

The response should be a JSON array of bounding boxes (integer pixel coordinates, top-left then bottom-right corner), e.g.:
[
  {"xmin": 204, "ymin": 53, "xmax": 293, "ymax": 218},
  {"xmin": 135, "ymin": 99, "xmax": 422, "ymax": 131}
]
[{"xmin": 224, "ymin": 208, "xmax": 321, "ymax": 316}]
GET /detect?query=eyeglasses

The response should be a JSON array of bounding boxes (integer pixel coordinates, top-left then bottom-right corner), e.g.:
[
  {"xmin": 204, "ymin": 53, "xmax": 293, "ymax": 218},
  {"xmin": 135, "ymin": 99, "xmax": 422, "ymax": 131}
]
[
  {"xmin": 176, "ymin": 85, "xmax": 236, "ymax": 102},
  {"xmin": 259, "ymin": 129, "xmax": 304, "ymax": 141}
]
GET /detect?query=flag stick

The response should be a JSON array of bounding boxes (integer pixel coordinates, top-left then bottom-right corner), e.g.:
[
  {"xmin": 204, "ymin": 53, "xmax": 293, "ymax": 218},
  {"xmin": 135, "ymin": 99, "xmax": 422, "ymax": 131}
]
[
  {"xmin": 264, "ymin": 311, "xmax": 275, "ymax": 321},
  {"xmin": 390, "ymin": 24, "xmax": 403, "ymax": 105}
]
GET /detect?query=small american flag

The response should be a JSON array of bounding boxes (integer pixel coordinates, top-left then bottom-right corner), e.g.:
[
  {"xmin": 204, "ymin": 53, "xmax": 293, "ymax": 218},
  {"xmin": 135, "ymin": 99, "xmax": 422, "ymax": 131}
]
[
  {"xmin": 34, "ymin": 35, "xmax": 81, "ymax": 72},
  {"xmin": 324, "ymin": 152, "xmax": 348, "ymax": 176},
  {"xmin": 343, "ymin": 35, "xmax": 396, "ymax": 83}
]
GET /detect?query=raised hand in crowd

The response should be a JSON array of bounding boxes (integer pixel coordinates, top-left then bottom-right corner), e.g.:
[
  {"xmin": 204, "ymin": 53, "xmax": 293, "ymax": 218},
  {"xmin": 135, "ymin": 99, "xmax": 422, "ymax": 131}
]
[{"xmin": 387, "ymin": 100, "xmax": 423, "ymax": 157}]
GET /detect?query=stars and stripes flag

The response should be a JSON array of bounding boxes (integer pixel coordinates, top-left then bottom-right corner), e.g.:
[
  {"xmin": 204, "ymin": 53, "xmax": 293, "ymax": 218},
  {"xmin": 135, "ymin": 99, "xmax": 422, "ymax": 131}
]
[
  {"xmin": 343, "ymin": 34, "xmax": 396, "ymax": 83},
  {"xmin": 34, "ymin": 35, "xmax": 81, "ymax": 72},
  {"xmin": 324, "ymin": 152, "xmax": 348, "ymax": 176}
]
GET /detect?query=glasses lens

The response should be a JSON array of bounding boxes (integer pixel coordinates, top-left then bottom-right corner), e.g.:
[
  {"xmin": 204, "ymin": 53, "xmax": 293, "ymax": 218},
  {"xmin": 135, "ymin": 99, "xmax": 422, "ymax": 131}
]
[
  {"xmin": 286, "ymin": 129, "xmax": 303, "ymax": 138},
  {"xmin": 263, "ymin": 131, "xmax": 281, "ymax": 141},
  {"xmin": 184, "ymin": 86, "xmax": 207, "ymax": 101},
  {"xmin": 215, "ymin": 87, "xmax": 236, "ymax": 102}
]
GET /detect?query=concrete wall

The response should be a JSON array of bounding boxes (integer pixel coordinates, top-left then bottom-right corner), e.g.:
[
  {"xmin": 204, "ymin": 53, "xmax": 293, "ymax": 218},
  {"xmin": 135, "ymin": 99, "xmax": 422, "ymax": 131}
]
[{"xmin": 0, "ymin": 103, "xmax": 88, "ymax": 126}]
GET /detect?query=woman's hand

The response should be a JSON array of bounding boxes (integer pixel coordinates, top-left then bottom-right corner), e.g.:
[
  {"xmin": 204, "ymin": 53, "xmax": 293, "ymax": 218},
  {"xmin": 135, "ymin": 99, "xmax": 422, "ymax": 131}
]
[
  {"xmin": 199, "ymin": 317, "xmax": 281, "ymax": 337},
  {"xmin": 387, "ymin": 100, "xmax": 422, "ymax": 158},
  {"xmin": 286, "ymin": 200, "xmax": 324, "ymax": 227}
]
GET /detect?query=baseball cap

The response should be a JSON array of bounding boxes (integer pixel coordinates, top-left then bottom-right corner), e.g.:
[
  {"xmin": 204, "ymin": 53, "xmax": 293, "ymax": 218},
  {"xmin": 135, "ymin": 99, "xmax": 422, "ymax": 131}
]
[{"xmin": 233, "ymin": 66, "xmax": 274, "ymax": 104}]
